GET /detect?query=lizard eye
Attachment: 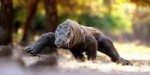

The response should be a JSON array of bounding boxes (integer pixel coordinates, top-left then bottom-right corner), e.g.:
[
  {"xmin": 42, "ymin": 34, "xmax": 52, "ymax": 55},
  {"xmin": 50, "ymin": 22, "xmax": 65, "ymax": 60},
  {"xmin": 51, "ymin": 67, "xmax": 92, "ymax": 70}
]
[{"xmin": 67, "ymin": 31, "xmax": 70, "ymax": 36}]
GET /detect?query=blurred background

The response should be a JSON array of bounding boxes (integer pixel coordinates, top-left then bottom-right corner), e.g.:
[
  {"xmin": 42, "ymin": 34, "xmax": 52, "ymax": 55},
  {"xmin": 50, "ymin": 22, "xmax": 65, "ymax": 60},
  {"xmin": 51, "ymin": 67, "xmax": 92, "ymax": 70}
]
[
  {"xmin": 0, "ymin": 0, "xmax": 150, "ymax": 46},
  {"xmin": 0, "ymin": 0, "xmax": 150, "ymax": 75}
]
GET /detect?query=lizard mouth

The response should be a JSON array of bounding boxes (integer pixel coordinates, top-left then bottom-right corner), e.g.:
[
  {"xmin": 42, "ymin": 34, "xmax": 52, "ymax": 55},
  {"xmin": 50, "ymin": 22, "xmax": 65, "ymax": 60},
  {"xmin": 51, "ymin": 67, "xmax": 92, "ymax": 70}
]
[
  {"xmin": 61, "ymin": 43, "xmax": 70, "ymax": 49},
  {"xmin": 55, "ymin": 42, "xmax": 69, "ymax": 49}
]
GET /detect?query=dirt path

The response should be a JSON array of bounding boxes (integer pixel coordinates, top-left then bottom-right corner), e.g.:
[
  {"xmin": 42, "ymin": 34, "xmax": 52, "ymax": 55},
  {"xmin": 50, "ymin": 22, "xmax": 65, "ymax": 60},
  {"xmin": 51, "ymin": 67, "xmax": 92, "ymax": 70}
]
[
  {"xmin": 0, "ymin": 43, "xmax": 150, "ymax": 75},
  {"xmin": 21, "ymin": 50, "xmax": 150, "ymax": 75}
]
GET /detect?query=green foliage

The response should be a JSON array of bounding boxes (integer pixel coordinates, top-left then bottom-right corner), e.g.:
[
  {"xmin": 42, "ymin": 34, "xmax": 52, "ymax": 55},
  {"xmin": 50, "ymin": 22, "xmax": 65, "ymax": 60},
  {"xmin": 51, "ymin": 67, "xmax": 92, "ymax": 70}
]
[
  {"xmin": 31, "ymin": 13, "xmax": 46, "ymax": 30},
  {"xmin": 79, "ymin": 14, "xmax": 102, "ymax": 27},
  {"xmin": 58, "ymin": 11, "xmax": 132, "ymax": 34},
  {"xmin": 79, "ymin": 13, "xmax": 118, "ymax": 29},
  {"xmin": 12, "ymin": 0, "xmax": 133, "ymax": 35},
  {"xmin": 57, "ymin": 0, "xmax": 133, "ymax": 35},
  {"xmin": 14, "ymin": 6, "xmax": 26, "ymax": 23},
  {"xmin": 58, "ymin": 14, "xmax": 79, "ymax": 24}
]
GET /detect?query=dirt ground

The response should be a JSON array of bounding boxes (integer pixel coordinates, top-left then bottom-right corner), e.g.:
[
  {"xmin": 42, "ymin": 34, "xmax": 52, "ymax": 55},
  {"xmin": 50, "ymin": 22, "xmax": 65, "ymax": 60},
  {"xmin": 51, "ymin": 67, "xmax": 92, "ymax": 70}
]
[{"xmin": 0, "ymin": 43, "xmax": 150, "ymax": 75}]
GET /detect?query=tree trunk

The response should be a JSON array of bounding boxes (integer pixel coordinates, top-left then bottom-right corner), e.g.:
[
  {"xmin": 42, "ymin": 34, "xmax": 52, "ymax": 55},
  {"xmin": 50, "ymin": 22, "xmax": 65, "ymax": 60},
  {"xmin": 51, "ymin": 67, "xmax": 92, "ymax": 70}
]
[
  {"xmin": 21, "ymin": 0, "xmax": 39, "ymax": 44},
  {"xmin": 0, "ymin": 0, "xmax": 14, "ymax": 45},
  {"xmin": 44, "ymin": 0, "xmax": 58, "ymax": 32},
  {"xmin": 43, "ymin": 0, "xmax": 58, "ymax": 55}
]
